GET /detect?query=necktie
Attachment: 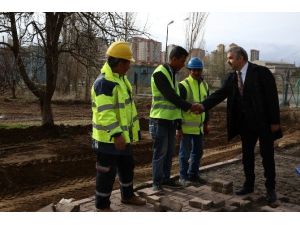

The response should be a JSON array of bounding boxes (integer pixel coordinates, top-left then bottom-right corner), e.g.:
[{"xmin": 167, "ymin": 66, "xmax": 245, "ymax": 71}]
[{"xmin": 237, "ymin": 71, "xmax": 243, "ymax": 96}]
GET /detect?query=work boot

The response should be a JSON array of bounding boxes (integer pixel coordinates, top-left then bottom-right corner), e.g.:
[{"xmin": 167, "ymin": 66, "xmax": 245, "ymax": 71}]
[
  {"xmin": 96, "ymin": 207, "xmax": 115, "ymax": 212},
  {"xmin": 178, "ymin": 178, "xmax": 191, "ymax": 187},
  {"xmin": 235, "ymin": 186, "xmax": 254, "ymax": 196},
  {"xmin": 188, "ymin": 176, "xmax": 207, "ymax": 185},
  {"xmin": 266, "ymin": 189, "xmax": 277, "ymax": 204},
  {"xmin": 121, "ymin": 195, "xmax": 146, "ymax": 206},
  {"xmin": 161, "ymin": 179, "xmax": 183, "ymax": 189},
  {"xmin": 153, "ymin": 184, "xmax": 163, "ymax": 191}
]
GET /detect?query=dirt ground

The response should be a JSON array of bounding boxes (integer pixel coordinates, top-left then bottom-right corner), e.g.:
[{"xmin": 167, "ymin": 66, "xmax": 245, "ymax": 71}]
[{"xmin": 0, "ymin": 94, "xmax": 299, "ymax": 211}]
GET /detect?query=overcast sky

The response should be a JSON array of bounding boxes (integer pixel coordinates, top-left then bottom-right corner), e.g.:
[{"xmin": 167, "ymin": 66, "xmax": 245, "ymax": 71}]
[
  {"xmin": 3, "ymin": 1, "xmax": 300, "ymax": 66},
  {"xmin": 136, "ymin": 12, "xmax": 300, "ymax": 66}
]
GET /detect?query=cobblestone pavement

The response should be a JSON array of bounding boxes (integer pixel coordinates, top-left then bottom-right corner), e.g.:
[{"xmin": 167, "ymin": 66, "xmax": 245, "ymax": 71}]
[{"xmin": 41, "ymin": 145, "xmax": 300, "ymax": 212}]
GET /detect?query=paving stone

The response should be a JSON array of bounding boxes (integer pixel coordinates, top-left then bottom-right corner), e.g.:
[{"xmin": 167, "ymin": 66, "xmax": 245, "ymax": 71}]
[
  {"xmin": 134, "ymin": 204, "xmax": 154, "ymax": 212},
  {"xmin": 212, "ymin": 198, "xmax": 226, "ymax": 208},
  {"xmin": 196, "ymin": 185, "xmax": 211, "ymax": 192},
  {"xmin": 229, "ymin": 198, "xmax": 252, "ymax": 208},
  {"xmin": 181, "ymin": 200, "xmax": 190, "ymax": 207},
  {"xmin": 169, "ymin": 195, "xmax": 187, "ymax": 203},
  {"xmin": 182, "ymin": 207, "xmax": 192, "ymax": 212},
  {"xmin": 214, "ymin": 192, "xmax": 234, "ymax": 201},
  {"xmin": 185, "ymin": 186, "xmax": 200, "ymax": 193},
  {"xmin": 189, "ymin": 197, "xmax": 213, "ymax": 210},
  {"xmin": 123, "ymin": 203, "xmax": 153, "ymax": 212},
  {"xmin": 280, "ymin": 202, "xmax": 300, "ymax": 211},
  {"xmin": 224, "ymin": 205, "xmax": 239, "ymax": 212},
  {"xmin": 200, "ymin": 193, "xmax": 226, "ymax": 209},
  {"xmin": 211, "ymin": 179, "xmax": 233, "ymax": 194},
  {"xmin": 160, "ymin": 196, "xmax": 183, "ymax": 212},
  {"xmin": 55, "ymin": 202, "xmax": 80, "ymax": 212},
  {"xmin": 72, "ymin": 197, "xmax": 94, "ymax": 205},
  {"xmin": 222, "ymin": 186, "xmax": 233, "ymax": 194},
  {"xmin": 37, "ymin": 203, "xmax": 55, "ymax": 212},
  {"xmin": 144, "ymin": 195, "xmax": 161, "ymax": 204},
  {"xmin": 180, "ymin": 188, "xmax": 194, "ymax": 195},
  {"xmin": 211, "ymin": 185, "xmax": 223, "ymax": 193},
  {"xmin": 260, "ymin": 205, "xmax": 284, "ymax": 212},
  {"xmin": 79, "ymin": 207, "xmax": 91, "ymax": 212},
  {"xmin": 243, "ymin": 193, "xmax": 265, "ymax": 202},
  {"xmin": 173, "ymin": 190, "xmax": 188, "ymax": 197},
  {"xmin": 203, "ymin": 207, "xmax": 225, "ymax": 212},
  {"xmin": 153, "ymin": 202, "xmax": 165, "ymax": 212},
  {"xmin": 137, "ymin": 187, "xmax": 162, "ymax": 197},
  {"xmin": 211, "ymin": 179, "xmax": 233, "ymax": 188},
  {"xmin": 110, "ymin": 203, "xmax": 123, "ymax": 211},
  {"xmin": 161, "ymin": 187, "xmax": 174, "ymax": 193},
  {"xmin": 80, "ymin": 205, "xmax": 95, "ymax": 212}
]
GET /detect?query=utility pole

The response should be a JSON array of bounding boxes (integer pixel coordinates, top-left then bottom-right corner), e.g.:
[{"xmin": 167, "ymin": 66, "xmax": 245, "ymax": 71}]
[{"xmin": 165, "ymin": 20, "xmax": 174, "ymax": 63}]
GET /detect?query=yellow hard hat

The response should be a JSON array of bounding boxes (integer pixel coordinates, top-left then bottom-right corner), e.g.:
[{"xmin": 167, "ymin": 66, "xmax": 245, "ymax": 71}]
[{"xmin": 106, "ymin": 41, "xmax": 135, "ymax": 62}]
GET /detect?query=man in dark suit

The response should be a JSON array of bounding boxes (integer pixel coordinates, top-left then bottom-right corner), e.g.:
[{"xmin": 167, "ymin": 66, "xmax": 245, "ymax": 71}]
[{"xmin": 199, "ymin": 46, "xmax": 282, "ymax": 204}]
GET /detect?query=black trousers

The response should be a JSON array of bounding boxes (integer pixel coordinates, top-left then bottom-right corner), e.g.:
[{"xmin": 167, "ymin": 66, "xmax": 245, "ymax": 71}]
[
  {"xmin": 94, "ymin": 150, "xmax": 135, "ymax": 209},
  {"xmin": 240, "ymin": 124, "xmax": 276, "ymax": 191}
]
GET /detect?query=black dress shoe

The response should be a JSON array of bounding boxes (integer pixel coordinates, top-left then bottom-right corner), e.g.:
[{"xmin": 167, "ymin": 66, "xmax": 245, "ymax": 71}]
[
  {"xmin": 235, "ymin": 187, "xmax": 254, "ymax": 195},
  {"xmin": 266, "ymin": 189, "xmax": 277, "ymax": 204}
]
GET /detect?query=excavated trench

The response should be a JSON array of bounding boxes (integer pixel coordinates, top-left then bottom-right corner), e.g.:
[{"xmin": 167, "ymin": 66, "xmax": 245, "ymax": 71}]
[{"xmin": 0, "ymin": 102, "xmax": 299, "ymax": 211}]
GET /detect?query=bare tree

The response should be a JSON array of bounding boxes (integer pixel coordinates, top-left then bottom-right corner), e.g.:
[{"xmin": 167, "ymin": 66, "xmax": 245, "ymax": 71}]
[
  {"xmin": 58, "ymin": 12, "xmax": 143, "ymax": 101},
  {"xmin": 185, "ymin": 12, "xmax": 208, "ymax": 54},
  {"xmin": 0, "ymin": 47, "xmax": 19, "ymax": 98},
  {"xmin": 0, "ymin": 12, "xmax": 146, "ymax": 127}
]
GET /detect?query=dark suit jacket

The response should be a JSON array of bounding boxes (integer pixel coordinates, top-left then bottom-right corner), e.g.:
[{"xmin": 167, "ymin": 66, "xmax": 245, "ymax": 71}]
[{"xmin": 202, "ymin": 62, "xmax": 281, "ymax": 141}]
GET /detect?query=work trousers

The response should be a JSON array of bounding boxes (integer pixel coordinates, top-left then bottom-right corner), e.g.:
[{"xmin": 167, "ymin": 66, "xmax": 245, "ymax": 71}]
[
  {"xmin": 94, "ymin": 148, "xmax": 134, "ymax": 209},
  {"xmin": 179, "ymin": 134, "xmax": 204, "ymax": 180},
  {"xmin": 149, "ymin": 118, "xmax": 177, "ymax": 186}
]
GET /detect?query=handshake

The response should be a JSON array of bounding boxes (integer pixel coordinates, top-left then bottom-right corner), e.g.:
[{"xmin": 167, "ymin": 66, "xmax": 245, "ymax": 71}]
[{"xmin": 190, "ymin": 103, "xmax": 204, "ymax": 114}]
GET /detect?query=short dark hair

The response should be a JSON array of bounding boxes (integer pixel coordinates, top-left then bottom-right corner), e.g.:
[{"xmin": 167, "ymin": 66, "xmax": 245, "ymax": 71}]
[
  {"xmin": 169, "ymin": 46, "xmax": 189, "ymax": 60},
  {"xmin": 228, "ymin": 46, "xmax": 248, "ymax": 61},
  {"xmin": 107, "ymin": 56, "xmax": 129, "ymax": 68}
]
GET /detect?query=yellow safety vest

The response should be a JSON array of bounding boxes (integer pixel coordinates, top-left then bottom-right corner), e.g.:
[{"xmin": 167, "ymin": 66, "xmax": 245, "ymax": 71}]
[
  {"xmin": 180, "ymin": 75, "xmax": 208, "ymax": 135},
  {"xmin": 91, "ymin": 62, "xmax": 140, "ymax": 143},
  {"xmin": 149, "ymin": 65, "xmax": 181, "ymax": 120}
]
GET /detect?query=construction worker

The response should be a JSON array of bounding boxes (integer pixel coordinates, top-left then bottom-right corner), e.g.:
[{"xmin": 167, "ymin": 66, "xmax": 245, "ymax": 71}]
[
  {"xmin": 177, "ymin": 57, "xmax": 209, "ymax": 186},
  {"xmin": 149, "ymin": 46, "xmax": 202, "ymax": 191},
  {"xmin": 91, "ymin": 41, "xmax": 146, "ymax": 212}
]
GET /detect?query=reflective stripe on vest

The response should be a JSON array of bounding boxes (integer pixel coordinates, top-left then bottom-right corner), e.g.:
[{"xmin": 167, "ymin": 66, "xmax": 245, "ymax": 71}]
[
  {"xmin": 150, "ymin": 65, "xmax": 181, "ymax": 120},
  {"xmin": 180, "ymin": 75, "xmax": 208, "ymax": 135}
]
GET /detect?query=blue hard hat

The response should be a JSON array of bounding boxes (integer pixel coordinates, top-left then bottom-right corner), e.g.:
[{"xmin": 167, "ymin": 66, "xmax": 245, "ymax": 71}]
[{"xmin": 187, "ymin": 57, "xmax": 204, "ymax": 69}]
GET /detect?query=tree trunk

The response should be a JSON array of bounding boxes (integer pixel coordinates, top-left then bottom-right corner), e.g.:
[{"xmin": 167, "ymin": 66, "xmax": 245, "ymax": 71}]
[
  {"xmin": 11, "ymin": 79, "xmax": 16, "ymax": 99},
  {"xmin": 85, "ymin": 68, "xmax": 91, "ymax": 102},
  {"xmin": 40, "ymin": 96, "xmax": 54, "ymax": 127}
]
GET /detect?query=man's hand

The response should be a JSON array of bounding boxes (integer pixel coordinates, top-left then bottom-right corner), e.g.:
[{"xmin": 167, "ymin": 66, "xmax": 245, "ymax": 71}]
[
  {"xmin": 203, "ymin": 122, "xmax": 209, "ymax": 135},
  {"xmin": 271, "ymin": 124, "xmax": 280, "ymax": 133},
  {"xmin": 114, "ymin": 135, "xmax": 126, "ymax": 150},
  {"xmin": 176, "ymin": 129, "xmax": 183, "ymax": 142},
  {"xmin": 190, "ymin": 103, "xmax": 204, "ymax": 114}
]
